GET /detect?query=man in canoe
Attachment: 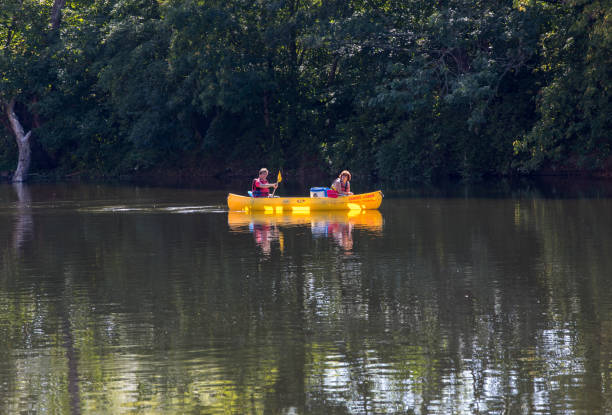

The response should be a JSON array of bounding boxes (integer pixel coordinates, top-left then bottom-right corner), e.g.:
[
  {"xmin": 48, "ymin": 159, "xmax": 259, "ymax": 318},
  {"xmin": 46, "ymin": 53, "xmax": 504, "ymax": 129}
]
[
  {"xmin": 252, "ymin": 168, "xmax": 278, "ymax": 197},
  {"xmin": 330, "ymin": 170, "xmax": 353, "ymax": 196}
]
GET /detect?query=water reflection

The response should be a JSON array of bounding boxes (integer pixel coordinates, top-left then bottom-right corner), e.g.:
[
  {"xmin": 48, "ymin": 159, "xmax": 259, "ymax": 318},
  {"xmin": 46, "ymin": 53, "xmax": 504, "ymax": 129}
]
[
  {"xmin": 228, "ymin": 210, "xmax": 383, "ymax": 253},
  {"xmin": 1, "ymin": 183, "xmax": 611, "ymax": 414},
  {"xmin": 12, "ymin": 183, "xmax": 33, "ymax": 252}
]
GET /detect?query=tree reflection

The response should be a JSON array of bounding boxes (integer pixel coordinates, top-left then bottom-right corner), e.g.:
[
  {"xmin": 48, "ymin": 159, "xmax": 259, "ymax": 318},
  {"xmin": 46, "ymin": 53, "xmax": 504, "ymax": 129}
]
[
  {"xmin": 12, "ymin": 182, "xmax": 33, "ymax": 251},
  {"xmin": 61, "ymin": 277, "xmax": 82, "ymax": 415}
]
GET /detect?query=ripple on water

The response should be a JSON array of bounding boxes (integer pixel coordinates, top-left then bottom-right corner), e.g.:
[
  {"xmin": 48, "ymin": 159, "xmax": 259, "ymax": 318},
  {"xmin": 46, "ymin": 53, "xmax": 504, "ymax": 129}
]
[{"xmin": 80, "ymin": 205, "xmax": 227, "ymax": 214}]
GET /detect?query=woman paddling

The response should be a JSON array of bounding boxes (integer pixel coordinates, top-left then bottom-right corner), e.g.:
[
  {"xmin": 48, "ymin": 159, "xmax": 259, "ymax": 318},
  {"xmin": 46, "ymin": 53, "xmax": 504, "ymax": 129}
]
[
  {"xmin": 252, "ymin": 168, "xmax": 278, "ymax": 197},
  {"xmin": 331, "ymin": 170, "xmax": 353, "ymax": 196}
]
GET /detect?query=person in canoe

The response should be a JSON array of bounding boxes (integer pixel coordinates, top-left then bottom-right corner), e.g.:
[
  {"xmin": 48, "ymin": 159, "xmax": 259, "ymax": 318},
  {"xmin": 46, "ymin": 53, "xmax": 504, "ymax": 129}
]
[
  {"xmin": 252, "ymin": 168, "xmax": 278, "ymax": 197},
  {"xmin": 330, "ymin": 170, "xmax": 353, "ymax": 196}
]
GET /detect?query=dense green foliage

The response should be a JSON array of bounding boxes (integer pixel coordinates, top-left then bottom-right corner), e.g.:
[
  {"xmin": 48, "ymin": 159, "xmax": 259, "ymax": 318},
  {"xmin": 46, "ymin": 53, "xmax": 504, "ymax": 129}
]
[{"xmin": 1, "ymin": 0, "xmax": 610, "ymax": 181}]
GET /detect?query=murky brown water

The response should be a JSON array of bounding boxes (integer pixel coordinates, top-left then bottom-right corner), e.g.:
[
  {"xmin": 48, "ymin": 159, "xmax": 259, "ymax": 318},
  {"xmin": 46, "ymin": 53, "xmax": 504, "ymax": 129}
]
[{"xmin": 0, "ymin": 182, "xmax": 611, "ymax": 414}]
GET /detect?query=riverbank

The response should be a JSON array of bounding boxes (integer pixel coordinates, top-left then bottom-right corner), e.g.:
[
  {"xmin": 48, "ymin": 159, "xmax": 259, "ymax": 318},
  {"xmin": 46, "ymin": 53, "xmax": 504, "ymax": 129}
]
[
  {"xmin": 3, "ymin": 170, "xmax": 612, "ymax": 201},
  {"xmin": 4, "ymin": 165, "xmax": 612, "ymax": 187}
]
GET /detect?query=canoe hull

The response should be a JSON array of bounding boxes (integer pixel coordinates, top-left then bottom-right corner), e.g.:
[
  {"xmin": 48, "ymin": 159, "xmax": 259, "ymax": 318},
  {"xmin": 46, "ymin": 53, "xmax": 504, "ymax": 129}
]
[{"xmin": 227, "ymin": 191, "xmax": 383, "ymax": 212}]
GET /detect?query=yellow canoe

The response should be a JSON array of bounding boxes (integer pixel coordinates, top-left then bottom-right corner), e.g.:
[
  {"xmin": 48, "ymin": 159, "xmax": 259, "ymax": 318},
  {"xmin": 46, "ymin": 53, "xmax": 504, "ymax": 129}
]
[{"xmin": 227, "ymin": 190, "xmax": 383, "ymax": 212}]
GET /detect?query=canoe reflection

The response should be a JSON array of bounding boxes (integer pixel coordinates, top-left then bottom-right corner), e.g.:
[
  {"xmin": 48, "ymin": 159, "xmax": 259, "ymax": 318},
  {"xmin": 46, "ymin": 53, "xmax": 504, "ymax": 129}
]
[{"xmin": 228, "ymin": 210, "xmax": 383, "ymax": 253}]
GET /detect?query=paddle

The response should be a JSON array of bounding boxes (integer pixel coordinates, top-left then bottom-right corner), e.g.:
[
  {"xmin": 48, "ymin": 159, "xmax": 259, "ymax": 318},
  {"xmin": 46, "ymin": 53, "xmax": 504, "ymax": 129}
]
[{"xmin": 270, "ymin": 171, "xmax": 282, "ymax": 197}]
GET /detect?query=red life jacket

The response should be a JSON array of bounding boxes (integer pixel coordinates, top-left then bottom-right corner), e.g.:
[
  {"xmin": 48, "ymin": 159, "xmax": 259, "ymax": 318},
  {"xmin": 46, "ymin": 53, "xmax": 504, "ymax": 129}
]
[
  {"xmin": 252, "ymin": 178, "xmax": 269, "ymax": 197},
  {"xmin": 340, "ymin": 180, "xmax": 350, "ymax": 193},
  {"xmin": 332, "ymin": 178, "xmax": 349, "ymax": 193}
]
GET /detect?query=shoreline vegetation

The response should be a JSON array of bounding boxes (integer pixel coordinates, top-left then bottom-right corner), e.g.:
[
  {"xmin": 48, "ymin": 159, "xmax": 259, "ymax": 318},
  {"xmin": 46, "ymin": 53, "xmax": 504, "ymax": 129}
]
[
  {"xmin": 3, "ymin": 164, "xmax": 612, "ymax": 186},
  {"xmin": 1, "ymin": 0, "xmax": 610, "ymax": 184},
  {"xmin": 3, "ymin": 167, "xmax": 612, "ymax": 199}
]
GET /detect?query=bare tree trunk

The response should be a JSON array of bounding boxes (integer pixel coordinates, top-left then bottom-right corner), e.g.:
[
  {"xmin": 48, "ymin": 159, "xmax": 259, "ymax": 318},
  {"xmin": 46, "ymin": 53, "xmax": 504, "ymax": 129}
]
[
  {"xmin": 6, "ymin": 98, "xmax": 32, "ymax": 183},
  {"xmin": 263, "ymin": 92, "xmax": 270, "ymax": 128},
  {"xmin": 50, "ymin": 0, "xmax": 67, "ymax": 31},
  {"xmin": 328, "ymin": 56, "xmax": 339, "ymax": 86},
  {"xmin": 2, "ymin": 0, "xmax": 65, "ymax": 183}
]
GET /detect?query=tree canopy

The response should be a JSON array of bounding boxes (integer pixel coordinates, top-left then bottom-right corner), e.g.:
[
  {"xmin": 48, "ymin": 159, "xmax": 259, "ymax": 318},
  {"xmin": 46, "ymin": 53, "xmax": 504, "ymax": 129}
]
[{"xmin": 1, "ymin": 0, "xmax": 610, "ymax": 182}]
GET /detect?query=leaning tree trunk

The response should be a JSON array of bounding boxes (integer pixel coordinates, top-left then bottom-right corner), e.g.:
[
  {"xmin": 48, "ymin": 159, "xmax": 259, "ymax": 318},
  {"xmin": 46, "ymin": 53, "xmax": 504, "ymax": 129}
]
[{"xmin": 6, "ymin": 98, "xmax": 32, "ymax": 183}]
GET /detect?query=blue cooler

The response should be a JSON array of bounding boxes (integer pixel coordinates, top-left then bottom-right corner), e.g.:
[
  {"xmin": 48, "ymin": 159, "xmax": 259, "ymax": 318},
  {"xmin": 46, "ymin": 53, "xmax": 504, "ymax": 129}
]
[{"xmin": 310, "ymin": 187, "xmax": 329, "ymax": 198}]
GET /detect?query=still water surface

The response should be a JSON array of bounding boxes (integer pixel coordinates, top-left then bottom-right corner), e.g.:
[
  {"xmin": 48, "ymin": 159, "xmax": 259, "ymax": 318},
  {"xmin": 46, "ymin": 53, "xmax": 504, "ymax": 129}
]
[{"xmin": 0, "ymin": 182, "xmax": 611, "ymax": 414}]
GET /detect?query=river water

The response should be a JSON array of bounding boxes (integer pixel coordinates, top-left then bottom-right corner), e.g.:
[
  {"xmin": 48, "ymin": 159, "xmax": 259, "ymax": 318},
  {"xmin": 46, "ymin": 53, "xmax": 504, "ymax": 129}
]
[{"xmin": 0, "ymin": 182, "xmax": 611, "ymax": 414}]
